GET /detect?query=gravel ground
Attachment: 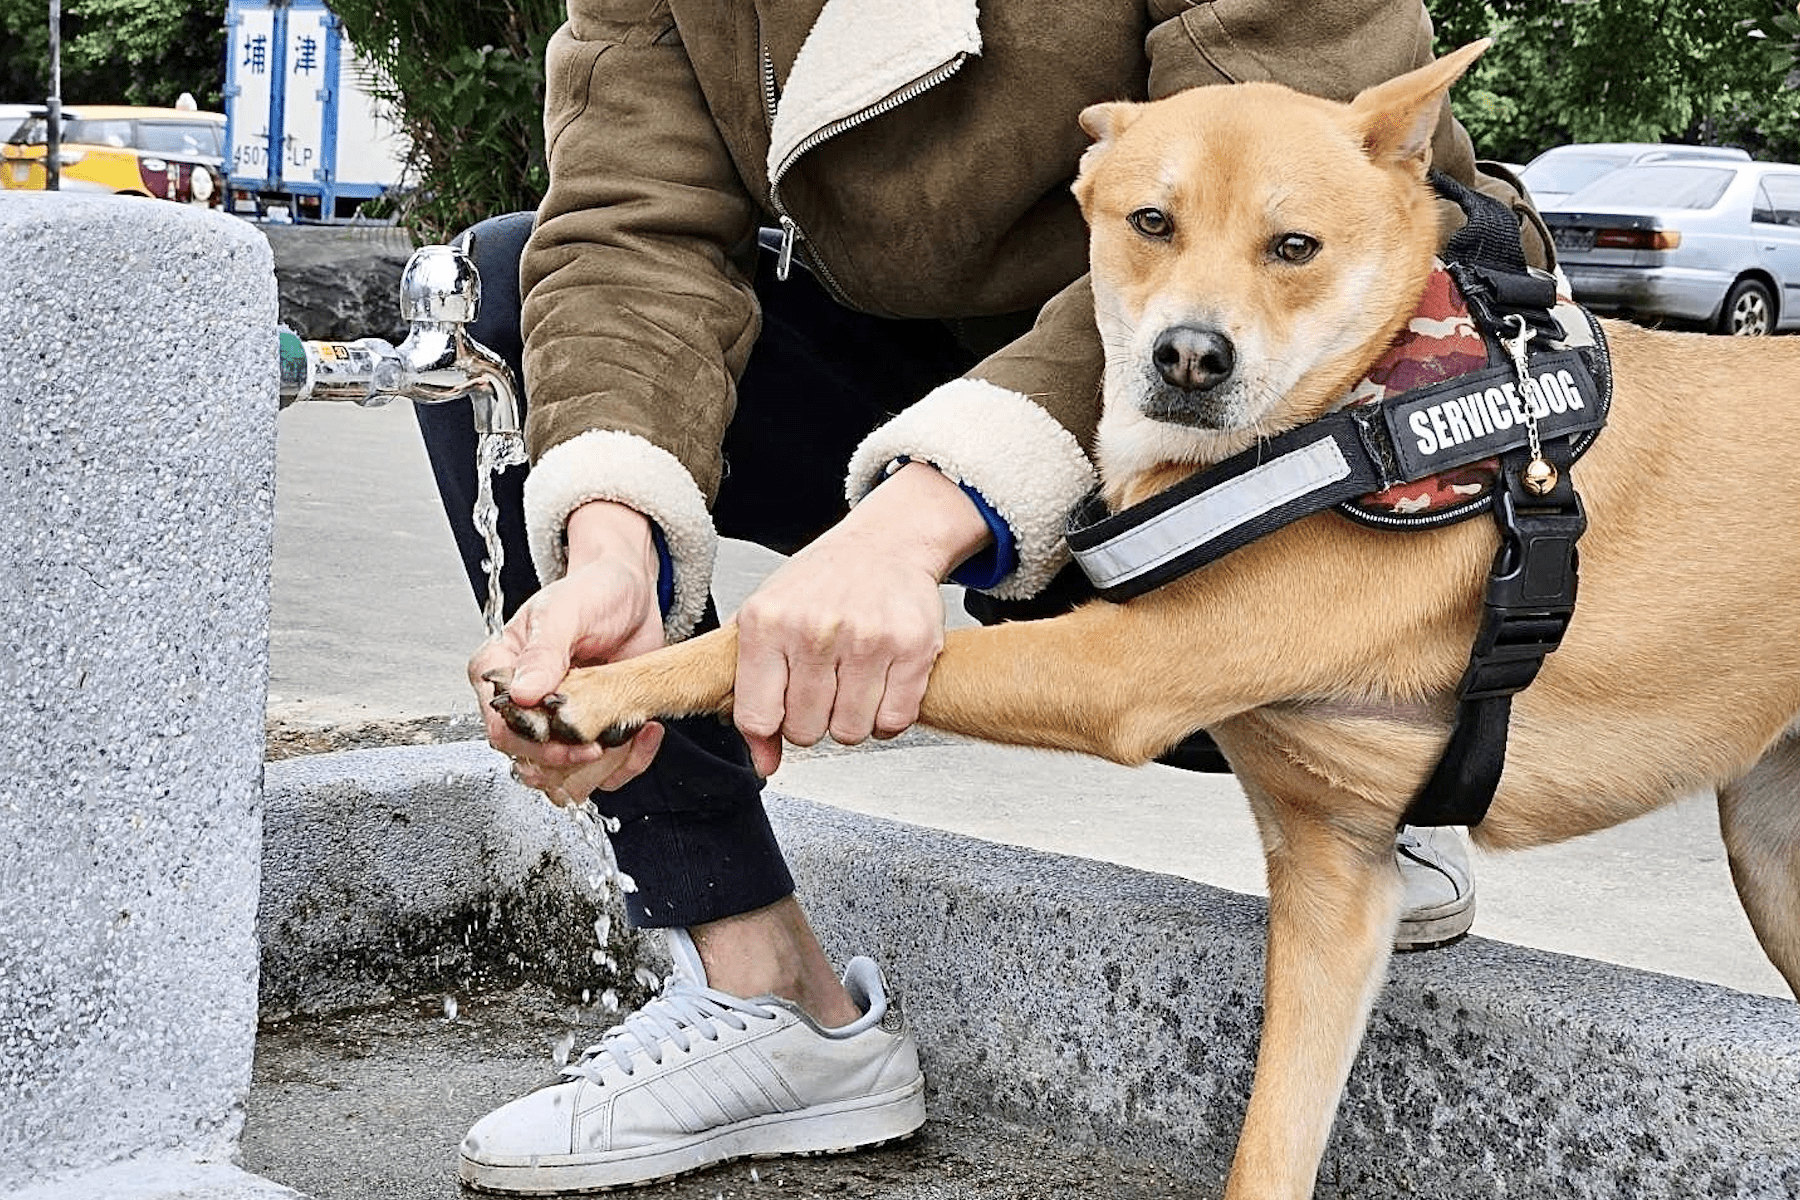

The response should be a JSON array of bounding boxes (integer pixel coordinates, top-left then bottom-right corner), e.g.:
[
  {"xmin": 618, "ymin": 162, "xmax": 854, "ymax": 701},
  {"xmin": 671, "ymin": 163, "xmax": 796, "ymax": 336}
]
[
  {"xmin": 264, "ymin": 713, "xmax": 486, "ymax": 761},
  {"xmin": 242, "ymin": 984, "xmax": 1200, "ymax": 1200}
]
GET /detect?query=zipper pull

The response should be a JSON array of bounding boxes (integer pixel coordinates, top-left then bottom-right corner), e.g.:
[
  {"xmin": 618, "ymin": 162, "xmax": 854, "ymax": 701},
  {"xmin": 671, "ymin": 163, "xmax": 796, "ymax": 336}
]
[{"xmin": 775, "ymin": 216, "xmax": 798, "ymax": 281}]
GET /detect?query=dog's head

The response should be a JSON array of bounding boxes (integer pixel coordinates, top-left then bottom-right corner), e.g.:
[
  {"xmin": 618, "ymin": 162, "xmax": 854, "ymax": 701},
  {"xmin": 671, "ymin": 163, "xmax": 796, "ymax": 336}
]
[{"xmin": 1074, "ymin": 40, "xmax": 1489, "ymax": 498}]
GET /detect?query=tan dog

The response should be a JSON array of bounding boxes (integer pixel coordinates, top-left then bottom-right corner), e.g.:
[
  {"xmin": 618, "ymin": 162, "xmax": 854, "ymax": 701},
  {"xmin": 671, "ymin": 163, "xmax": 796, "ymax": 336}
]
[{"xmin": 496, "ymin": 41, "xmax": 1800, "ymax": 1200}]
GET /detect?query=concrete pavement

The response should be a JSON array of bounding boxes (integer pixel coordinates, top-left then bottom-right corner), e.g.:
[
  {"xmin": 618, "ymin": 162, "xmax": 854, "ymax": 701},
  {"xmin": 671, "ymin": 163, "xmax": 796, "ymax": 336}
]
[{"xmin": 269, "ymin": 396, "xmax": 1792, "ymax": 1000}]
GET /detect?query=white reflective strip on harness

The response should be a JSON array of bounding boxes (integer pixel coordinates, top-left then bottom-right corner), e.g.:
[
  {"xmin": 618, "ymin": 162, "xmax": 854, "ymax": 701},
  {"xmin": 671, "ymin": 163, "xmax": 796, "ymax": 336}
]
[{"xmin": 1072, "ymin": 437, "xmax": 1352, "ymax": 591}]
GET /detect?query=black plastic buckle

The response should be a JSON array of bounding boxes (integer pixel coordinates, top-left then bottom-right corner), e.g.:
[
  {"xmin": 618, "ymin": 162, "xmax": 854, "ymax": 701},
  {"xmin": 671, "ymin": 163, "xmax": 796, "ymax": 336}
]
[{"xmin": 1456, "ymin": 485, "xmax": 1586, "ymax": 703}]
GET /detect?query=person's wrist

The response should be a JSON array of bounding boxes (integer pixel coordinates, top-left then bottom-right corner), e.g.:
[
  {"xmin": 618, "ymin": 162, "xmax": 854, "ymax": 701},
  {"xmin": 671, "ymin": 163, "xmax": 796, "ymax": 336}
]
[
  {"xmin": 852, "ymin": 461, "xmax": 994, "ymax": 581},
  {"xmin": 566, "ymin": 500, "xmax": 657, "ymax": 578}
]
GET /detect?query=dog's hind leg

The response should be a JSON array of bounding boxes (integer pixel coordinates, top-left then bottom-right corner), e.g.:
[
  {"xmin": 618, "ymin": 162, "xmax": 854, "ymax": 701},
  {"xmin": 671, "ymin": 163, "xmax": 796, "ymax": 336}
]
[
  {"xmin": 1225, "ymin": 768, "xmax": 1404, "ymax": 1200},
  {"xmin": 1717, "ymin": 734, "xmax": 1800, "ymax": 998}
]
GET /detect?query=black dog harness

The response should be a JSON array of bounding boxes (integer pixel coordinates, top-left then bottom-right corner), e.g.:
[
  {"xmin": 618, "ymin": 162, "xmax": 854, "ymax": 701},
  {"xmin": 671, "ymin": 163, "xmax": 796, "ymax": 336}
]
[{"xmin": 1066, "ymin": 174, "xmax": 1613, "ymax": 827}]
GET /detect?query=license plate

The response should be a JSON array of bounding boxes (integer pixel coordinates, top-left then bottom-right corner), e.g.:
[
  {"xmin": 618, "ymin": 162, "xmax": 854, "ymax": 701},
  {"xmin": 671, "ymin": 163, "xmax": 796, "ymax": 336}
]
[{"xmin": 1552, "ymin": 227, "xmax": 1596, "ymax": 254}]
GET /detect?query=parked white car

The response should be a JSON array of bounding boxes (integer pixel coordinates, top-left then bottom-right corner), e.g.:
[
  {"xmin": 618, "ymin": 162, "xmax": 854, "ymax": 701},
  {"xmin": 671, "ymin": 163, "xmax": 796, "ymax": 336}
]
[
  {"xmin": 1519, "ymin": 142, "xmax": 1750, "ymax": 209},
  {"xmin": 1543, "ymin": 159, "xmax": 1800, "ymax": 336}
]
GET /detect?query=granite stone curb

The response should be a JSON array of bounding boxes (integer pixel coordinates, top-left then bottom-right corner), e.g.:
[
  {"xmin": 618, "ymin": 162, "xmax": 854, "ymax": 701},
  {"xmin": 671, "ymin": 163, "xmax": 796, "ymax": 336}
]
[
  {"xmin": 260, "ymin": 743, "xmax": 1800, "ymax": 1199},
  {"xmin": 259, "ymin": 741, "xmax": 659, "ymax": 1017}
]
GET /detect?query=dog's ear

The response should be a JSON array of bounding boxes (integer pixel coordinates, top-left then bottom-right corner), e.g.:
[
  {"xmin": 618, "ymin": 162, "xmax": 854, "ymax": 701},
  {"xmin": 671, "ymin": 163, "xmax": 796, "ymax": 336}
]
[
  {"xmin": 1349, "ymin": 38, "xmax": 1490, "ymax": 172},
  {"xmin": 1075, "ymin": 101, "xmax": 1143, "ymax": 200}
]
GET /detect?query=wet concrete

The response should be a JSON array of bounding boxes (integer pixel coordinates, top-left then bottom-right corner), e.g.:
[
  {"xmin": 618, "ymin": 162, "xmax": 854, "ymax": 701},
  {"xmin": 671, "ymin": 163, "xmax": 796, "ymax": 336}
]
[{"xmin": 242, "ymin": 986, "xmax": 1199, "ymax": 1200}]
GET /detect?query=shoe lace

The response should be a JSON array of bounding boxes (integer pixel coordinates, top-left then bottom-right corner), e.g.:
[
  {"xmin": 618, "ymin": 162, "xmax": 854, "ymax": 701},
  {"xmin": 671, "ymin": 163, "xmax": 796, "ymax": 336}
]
[{"xmin": 563, "ymin": 978, "xmax": 779, "ymax": 1081}]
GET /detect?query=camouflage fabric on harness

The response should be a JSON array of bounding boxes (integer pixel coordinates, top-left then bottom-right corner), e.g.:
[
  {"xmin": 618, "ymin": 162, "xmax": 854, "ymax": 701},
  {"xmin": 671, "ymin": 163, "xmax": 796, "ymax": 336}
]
[{"xmin": 1340, "ymin": 265, "xmax": 1500, "ymax": 521}]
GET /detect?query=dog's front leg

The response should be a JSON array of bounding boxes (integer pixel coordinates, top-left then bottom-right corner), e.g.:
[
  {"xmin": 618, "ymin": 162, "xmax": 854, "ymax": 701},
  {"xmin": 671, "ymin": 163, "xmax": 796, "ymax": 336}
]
[
  {"xmin": 1225, "ymin": 769, "xmax": 1403, "ymax": 1200},
  {"xmin": 491, "ymin": 626, "xmax": 740, "ymax": 746},
  {"xmin": 914, "ymin": 597, "xmax": 1261, "ymax": 763}
]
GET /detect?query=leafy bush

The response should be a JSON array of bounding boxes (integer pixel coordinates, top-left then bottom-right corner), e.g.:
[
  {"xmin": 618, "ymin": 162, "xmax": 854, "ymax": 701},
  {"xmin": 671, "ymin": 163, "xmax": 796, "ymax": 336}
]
[
  {"xmin": 1432, "ymin": 0, "xmax": 1800, "ymax": 164},
  {"xmin": 330, "ymin": 0, "xmax": 565, "ymax": 243},
  {"xmin": 0, "ymin": 0, "xmax": 226, "ymax": 109}
]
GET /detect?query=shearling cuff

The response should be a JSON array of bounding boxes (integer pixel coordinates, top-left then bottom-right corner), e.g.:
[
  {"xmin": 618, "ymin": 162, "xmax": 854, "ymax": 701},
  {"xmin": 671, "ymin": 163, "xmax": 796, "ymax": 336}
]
[
  {"xmin": 522, "ymin": 429, "xmax": 716, "ymax": 642},
  {"xmin": 846, "ymin": 378, "xmax": 1096, "ymax": 600}
]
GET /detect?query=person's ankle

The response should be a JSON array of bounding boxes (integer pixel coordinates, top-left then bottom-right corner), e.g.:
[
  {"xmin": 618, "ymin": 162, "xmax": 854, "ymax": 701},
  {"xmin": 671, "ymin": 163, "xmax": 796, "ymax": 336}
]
[{"xmin": 687, "ymin": 900, "xmax": 861, "ymax": 1027}]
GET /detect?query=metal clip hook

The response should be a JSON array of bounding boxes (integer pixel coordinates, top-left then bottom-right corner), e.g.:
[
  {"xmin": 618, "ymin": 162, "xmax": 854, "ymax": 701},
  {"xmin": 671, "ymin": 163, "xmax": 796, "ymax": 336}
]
[{"xmin": 1501, "ymin": 313, "xmax": 1556, "ymax": 495}]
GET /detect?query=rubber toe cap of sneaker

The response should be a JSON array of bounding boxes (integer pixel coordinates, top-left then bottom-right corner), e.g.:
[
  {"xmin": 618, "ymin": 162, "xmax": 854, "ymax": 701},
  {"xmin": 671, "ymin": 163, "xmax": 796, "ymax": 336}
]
[{"xmin": 462, "ymin": 1079, "xmax": 594, "ymax": 1162}]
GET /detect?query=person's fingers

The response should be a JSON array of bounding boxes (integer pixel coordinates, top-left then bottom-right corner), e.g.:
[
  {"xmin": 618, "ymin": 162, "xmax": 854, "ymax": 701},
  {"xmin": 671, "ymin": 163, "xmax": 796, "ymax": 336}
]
[
  {"xmin": 744, "ymin": 730, "xmax": 783, "ymax": 779},
  {"xmin": 732, "ymin": 613, "xmax": 792, "ymax": 746},
  {"xmin": 827, "ymin": 631, "xmax": 892, "ymax": 746},
  {"xmin": 595, "ymin": 722, "xmax": 666, "ymax": 792},
  {"xmin": 511, "ymin": 744, "xmax": 629, "ymax": 806},
  {"xmin": 507, "ymin": 599, "xmax": 580, "ymax": 706},
  {"xmin": 872, "ymin": 650, "xmax": 934, "ymax": 740},
  {"xmin": 780, "ymin": 643, "xmax": 837, "ymax": 748}
]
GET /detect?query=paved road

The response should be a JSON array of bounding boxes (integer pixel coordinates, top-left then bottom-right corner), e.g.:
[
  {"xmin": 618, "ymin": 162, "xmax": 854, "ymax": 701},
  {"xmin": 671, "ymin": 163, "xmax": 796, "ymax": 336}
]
[{"xmin": 270, "ymin": 398, "xmax": 1791, "ymax": 1000}]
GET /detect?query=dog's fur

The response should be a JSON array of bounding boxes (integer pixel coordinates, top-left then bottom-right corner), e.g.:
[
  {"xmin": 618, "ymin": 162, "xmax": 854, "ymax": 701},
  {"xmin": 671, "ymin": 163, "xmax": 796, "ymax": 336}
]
[{"xmin": 498, "ymin": 42, "xmax": 1800, "ymax": 1199}]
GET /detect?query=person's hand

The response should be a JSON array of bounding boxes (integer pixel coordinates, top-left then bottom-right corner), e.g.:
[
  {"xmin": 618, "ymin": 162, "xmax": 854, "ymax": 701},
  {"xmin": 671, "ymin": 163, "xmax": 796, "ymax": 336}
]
[
  {"xmin": 470, "ymin": 500, "xmax": 668, "ymax": 803},
  {"xmin": 731, "ymin": 462, "xmax": 993, "ymax": 777}
]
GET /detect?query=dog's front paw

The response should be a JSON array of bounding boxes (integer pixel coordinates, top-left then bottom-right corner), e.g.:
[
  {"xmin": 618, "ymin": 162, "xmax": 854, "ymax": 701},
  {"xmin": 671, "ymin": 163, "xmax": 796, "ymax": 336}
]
[
  {"xmin": 483, "ymin": 669, "xmax": 555, "ymax": 743},
  {"xmin": 486, "ymin": 667, "xmax": 651, "ymax": 747}
]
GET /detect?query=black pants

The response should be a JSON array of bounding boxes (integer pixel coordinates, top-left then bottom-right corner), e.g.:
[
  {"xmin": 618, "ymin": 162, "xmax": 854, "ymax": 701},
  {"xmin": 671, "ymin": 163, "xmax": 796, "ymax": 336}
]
[{"xmin": 416, "ymin": 214, "xmax": 1225, "ymax": 929}]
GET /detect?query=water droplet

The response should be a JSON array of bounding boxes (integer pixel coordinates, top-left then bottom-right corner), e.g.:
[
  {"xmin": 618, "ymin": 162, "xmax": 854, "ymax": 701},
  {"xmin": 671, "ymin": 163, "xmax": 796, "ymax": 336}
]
[
  {"xmin": 552, "ymin": 1031, "xmax": 576, "ymax": 1069},
  {"xmin": 617, "ymin": 871, "xmax": 638, "ymax": 894},
  {"xmin": 751, "ymin": 1166, "xmax": 761, "ymax": 1183},
  {"xmin": 443, "ymin": 995, "xmax": 459, "ymax": 1021},
  {"xmin": 594, "ymin": 914, "xmax": 611, "ymax": 944},
  {"xmin": 601, "ymin": 988, "xmax": 618, "ymax": 1012}
]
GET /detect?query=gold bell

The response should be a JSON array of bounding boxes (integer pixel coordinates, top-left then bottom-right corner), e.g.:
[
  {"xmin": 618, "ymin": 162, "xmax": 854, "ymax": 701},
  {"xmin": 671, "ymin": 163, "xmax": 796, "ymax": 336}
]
[{"xmin": 1521, "ymin": 457, "xmax": 1558, "ymax": 496}]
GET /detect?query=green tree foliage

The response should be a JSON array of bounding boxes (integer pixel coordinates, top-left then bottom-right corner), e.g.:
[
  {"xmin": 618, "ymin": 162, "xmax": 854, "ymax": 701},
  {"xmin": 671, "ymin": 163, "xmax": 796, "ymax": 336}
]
[
  {"xmin": 0, "ymin": 0, "xmax": 226, "ymax": 109},
  {"xmin": 1432, "ymin": 0, "xmax": 1800, "ymax": 163},
  {"xmin": 330, "ymin": 0, "xmax": 564, "ymax": 242}
]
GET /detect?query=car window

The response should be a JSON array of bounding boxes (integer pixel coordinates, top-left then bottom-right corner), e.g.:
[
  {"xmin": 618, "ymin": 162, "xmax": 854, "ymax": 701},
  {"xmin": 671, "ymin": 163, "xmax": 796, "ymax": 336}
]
[
  {"xmin": 1752, "ymin": 175, "xmax": 1800, "ymax": 227},
  {"xmin": 1566, "ymin": 164, "xmax": 1734, "ymax": 209},
  {"xmin": 135, "ymin": 121, "xmax": 223, "ymax": 158},
  {"xmin": 8, "ymin": 116, "xmax": 45, "ymax": 145},
  {"xmin": 63, "ymin": 119, "xmax": 133, "ymax": 148},
  {"xmin": 1520, "ymin": 153, "xmax": 1632, "ymax": 195}
]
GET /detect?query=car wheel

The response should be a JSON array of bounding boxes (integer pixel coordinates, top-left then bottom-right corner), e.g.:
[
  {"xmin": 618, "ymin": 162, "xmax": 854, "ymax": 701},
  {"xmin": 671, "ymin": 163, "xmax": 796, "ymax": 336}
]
[{"xmin": 1718, "ymin": 278, "xmax": 1775, "ymax": 336}]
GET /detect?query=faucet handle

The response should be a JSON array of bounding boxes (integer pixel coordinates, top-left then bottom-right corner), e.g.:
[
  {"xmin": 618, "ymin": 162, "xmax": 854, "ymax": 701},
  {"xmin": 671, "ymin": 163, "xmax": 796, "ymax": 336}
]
[{"xmin": 399, "ymin": 244, "xmax": 480, "ymax": 325}]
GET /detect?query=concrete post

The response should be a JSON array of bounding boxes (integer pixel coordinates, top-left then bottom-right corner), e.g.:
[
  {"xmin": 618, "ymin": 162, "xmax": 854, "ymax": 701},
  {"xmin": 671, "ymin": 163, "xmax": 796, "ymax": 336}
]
[{"xmin": 0, "ymin": 194, "xmax": 299, "ymax": 1199}]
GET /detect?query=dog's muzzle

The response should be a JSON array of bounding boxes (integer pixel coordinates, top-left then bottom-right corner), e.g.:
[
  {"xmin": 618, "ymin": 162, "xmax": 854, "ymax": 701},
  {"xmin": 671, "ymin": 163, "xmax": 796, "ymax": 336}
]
[{"xmin": 1143, "ymin": 324, "xmax": 1237, "ymax": 427}]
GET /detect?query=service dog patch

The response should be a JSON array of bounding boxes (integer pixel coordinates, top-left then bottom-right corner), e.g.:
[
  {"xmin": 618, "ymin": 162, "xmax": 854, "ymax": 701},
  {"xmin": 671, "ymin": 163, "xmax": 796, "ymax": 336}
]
[{"xmin": 1335, "ymin": 268, "xmax": 1605, "ymax": 527}]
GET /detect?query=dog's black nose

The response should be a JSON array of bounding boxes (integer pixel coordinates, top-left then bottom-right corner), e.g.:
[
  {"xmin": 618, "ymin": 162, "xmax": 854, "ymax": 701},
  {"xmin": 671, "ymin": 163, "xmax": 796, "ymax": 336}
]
[{"xmin": 1152, "ymin": 326, "xmax": 1235, "ymax": 393}]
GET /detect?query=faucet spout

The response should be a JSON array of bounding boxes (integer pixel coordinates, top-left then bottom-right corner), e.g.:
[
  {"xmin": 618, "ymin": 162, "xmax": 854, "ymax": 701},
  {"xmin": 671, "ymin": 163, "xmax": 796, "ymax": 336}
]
[{"xmin": 278, "ymin": 244, "xmax": 523, "ymax": 440}]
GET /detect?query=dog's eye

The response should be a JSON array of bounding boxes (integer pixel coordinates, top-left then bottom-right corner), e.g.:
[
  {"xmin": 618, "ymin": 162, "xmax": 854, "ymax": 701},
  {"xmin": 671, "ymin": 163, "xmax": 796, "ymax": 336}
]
[
  {"xmin": 1128, "ymin": 207, "xmax": 1173, "ymax": 240},
  {"xmin": 1271, "ymin": 233, "xmax": 1321, "ymax": 264}
]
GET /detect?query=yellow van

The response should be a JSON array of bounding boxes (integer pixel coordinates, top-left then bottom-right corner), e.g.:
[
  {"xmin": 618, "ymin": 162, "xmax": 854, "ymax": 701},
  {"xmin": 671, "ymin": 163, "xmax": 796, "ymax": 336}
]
[{"xmin": 2, "ymin": 106, "xmax": 226, "ymax": 206}]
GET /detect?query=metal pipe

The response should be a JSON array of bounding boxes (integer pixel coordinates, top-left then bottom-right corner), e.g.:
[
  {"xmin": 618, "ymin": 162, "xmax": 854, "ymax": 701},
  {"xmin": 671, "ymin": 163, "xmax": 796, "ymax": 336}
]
[
  {"xmin": 46, "ymin": 0, "xmax": 61, "ymax": 192},
  {"xmin": 278, "ymin": 244, "xmax": 521, "ymax": 438}
]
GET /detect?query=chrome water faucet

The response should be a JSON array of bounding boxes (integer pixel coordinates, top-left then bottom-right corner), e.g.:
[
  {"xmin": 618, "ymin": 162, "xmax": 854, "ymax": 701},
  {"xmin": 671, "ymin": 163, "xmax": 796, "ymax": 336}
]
[{"xmin": 278, "ymin": 243, "xmax": 521, "ymax": 438}]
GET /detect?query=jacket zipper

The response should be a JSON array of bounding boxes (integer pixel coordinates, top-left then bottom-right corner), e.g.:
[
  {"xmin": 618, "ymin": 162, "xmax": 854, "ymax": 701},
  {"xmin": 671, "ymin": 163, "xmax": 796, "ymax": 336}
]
[{"xmin": 760, "ymin": 40, "xmax": 971, "ymax": 298}]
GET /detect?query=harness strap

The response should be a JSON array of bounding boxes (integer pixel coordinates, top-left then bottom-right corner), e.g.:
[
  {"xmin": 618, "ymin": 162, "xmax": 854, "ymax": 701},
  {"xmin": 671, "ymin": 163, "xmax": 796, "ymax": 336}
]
[
  {"xmin": 1066, "ymin": 347, "xmax": 1603, "ymax": 601},
  {"xmin": 1433, "ymin": 171, "xmax": 1563, "ymax": 343},
  {"xmin": 1067, "ymin": 420, "xmax": 1382, "ymax": 599},
  {"xmin": 1401, "ymin": 440, "xmax": 1586, "ymax": 827}
]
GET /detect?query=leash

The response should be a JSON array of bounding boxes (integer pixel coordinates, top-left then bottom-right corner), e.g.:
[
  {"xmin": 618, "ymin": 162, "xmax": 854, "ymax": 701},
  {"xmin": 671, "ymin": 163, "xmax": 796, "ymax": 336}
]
[{"xmin": 1065, "ymin": 174, "xmax": 1610, "ymax": 827}]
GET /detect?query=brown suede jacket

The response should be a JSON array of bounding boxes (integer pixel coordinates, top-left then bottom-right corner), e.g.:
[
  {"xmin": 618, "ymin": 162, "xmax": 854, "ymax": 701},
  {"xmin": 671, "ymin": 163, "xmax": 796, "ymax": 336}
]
[{"xmin": 517, "ymin": 0, "xmax": 1548, "ymax": 639}]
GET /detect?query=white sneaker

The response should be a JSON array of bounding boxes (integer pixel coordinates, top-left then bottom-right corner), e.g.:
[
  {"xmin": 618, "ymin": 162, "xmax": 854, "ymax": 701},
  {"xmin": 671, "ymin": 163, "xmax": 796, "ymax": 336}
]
[
  {"xmin": 459, "ymin": 930, "xmax": 926, "ymax": 1194},
  {"xmin": 1393, "ymin": 825, "xmax": 1475, "ymax": 952}
]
